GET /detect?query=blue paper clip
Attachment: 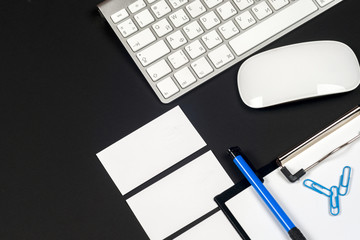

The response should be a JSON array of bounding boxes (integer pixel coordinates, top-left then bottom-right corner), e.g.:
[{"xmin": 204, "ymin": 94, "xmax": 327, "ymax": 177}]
[
  {"xmin": 303, "ymin": 179, "xmax": 331, "ymax": 197},
  {"xmin": 330, "ymin": 186, "xmax": 340, "ymax": 216},
  {"xmin": 338, "ymin": 166, "xmax": 351, "ymax": 196}
]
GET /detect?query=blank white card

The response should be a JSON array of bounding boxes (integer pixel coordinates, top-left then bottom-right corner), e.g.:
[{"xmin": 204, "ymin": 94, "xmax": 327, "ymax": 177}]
[{"xmin": 97, "ymin": 106, "xmax": 206, "ymax": 194}]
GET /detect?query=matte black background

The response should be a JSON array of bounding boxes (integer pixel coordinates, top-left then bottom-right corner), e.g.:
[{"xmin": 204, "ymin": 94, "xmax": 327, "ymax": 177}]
[{"xmin": 1, "ymin": 0, "xmax": 359, "ymax": 239}]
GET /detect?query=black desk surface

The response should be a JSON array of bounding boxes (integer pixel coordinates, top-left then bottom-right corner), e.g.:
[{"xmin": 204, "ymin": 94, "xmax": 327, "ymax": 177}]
[{"xmin": 2, "ymin": 0, "xmax": 359, "ymax": 239}]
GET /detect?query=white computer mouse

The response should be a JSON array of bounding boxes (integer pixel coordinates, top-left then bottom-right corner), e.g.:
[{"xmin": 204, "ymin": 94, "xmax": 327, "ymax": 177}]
[{"xmin": 237, "ymin": 41, "xmax": 360, "ymax": 108}]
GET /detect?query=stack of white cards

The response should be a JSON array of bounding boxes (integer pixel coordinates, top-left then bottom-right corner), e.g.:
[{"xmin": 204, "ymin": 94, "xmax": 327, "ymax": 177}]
[{"xmin": 97, "ymin": 106, "xmax": 237, "ymax": 240}]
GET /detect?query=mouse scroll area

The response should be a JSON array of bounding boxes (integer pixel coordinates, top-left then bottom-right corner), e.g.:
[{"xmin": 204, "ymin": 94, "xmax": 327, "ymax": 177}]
[{"xmin": 237, "ymin": 41, "xmax": 360, "ymax": 108}]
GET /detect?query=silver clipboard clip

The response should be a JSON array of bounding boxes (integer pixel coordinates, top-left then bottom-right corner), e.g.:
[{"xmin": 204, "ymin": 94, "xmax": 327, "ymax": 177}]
[{"xmin": 277, "ymin": 105, "xmax": 360, "ymax": 183}]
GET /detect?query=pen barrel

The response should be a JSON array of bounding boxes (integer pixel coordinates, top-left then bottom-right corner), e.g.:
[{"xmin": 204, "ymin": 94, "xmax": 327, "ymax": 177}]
[{"xmin": 233, "ymin": 155, "xmax": 296, "ymax": 232}]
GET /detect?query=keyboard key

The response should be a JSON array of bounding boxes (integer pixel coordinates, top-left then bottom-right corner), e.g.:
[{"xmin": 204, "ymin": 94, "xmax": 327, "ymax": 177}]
[
  {"xmin": 203, "ymin": 0, "xmax": 223, "ymax": 9},
  {"xmin": 157, "ymin": 77, "xmax": 179, "ymax": 98},
  {"xmin": 166, "ymin": 30, "xmax": 188, "ymax": 49},
  {"xmin": 217, "ymin": 2, "xmax": 237, "ymax": 20},
  {"xmin": 174, "ymin": 67, "xmax": 197, "ymax": 88},
  {"xmin": 268, "ymin": 0, "xmax": 290, "ymax": 10},
  {"xmin": 252, "ymin": 2, "xmax": 273, "ymax": 20},
  {"xmin": 127, "ymin": 28, "xmax": 156, "ymax": 51},
  {"xmin": 137, "ymin": 40, "xmax": 171, "ymax": 66},
  {"xmin": 147, "ymin": 59, "xmax": 172, "ymax": 81},
  {"xmin": 208, "ymin": 44, "xmax": 234, "ymax": 68},
  {"xmin": 232, "ymin": 0, "xmax": 254, "ymax": 10},
  {"xmin": 128, "ymin": 0, "xmax": 146, "ymax": 14},
  {"xmin": 110, "ymin": 9, "xmax": 129, "ymax": 24},
  {"xmin": 185, "ymin": 40, "xmax": 206, "ymax": 59},
  {"xmin": 169, "ymin": 9, "xmax": 190, "ymax": 28},
  {"xmin": 200, "ymin": 11, "xmax": 221, "ymax": 30},
  {"xmin": 229, "ymin": 0, "xmax": 318, "ymax": 56},
  {"xmin": 315, "ymin": 0, "xmax": 335, "ymax": 7},
  {"xmin": 235, "ymin": 10, "xmax": 256, "ymax": 29},
  {"xmin": 186, "ymin": 0, "xmax": 206, "ymax": 18},
  {"xmin": 191, "ymin": 57, "xmax": 214, "ymax": 78},
  {"xmin": 202, "ymin": 30, "xmax": 223, "ymax": 49},
  {"xmin": 117, "ymin": 19, "xmax": 138, "ymax": 37},
  {"xmin": 219, "ymin": 21, "xmax": 239, "ymax": 39},
  {"xmin": 168, "ymin": 0, "xmax": 188, "ymax": 9},
  {"xmin": 183, "ymin": 21, "xmax": 204, "ymax": 40},
  {"xmin": 135, "ymin": 9, "xmax": 155, "ymax": 28},
  {"xmin": 146, "ymin": 0, "xmax": 157, "ymax": 3},
  {"xmin": 168, "ymin": 50, "xmax": 189, "ymax": 69},
  {"xmin": 151, "ymin": 0, "xmax": 171, "ymax": 18},
  {"xmin": 152, "ymin": 18, "xmax": 173, "ymax": 37}
]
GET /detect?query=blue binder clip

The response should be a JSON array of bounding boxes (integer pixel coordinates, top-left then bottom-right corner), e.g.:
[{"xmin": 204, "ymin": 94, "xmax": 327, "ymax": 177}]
[
  {"xmin": 338, "ymin": 166, "xmax": 351, "ymax": 196},
  {"xmin": 303, "ymin": 179, "xmax": 331, "ymax": 197},
  {"xmin": 330, "ymin": 186, "xmax": 340, "ymax": 216}
]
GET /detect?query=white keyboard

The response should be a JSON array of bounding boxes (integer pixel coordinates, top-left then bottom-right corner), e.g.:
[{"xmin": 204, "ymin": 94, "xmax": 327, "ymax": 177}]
[{"xmin": 98, "ymin": 0, "xmax": 343, "ymax": 103}]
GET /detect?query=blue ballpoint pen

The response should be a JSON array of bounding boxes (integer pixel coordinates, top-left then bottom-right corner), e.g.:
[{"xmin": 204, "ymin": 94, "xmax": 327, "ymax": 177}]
[{"xmin": 228, "ymin": 147, "xmax": 306, "ymax": 240}]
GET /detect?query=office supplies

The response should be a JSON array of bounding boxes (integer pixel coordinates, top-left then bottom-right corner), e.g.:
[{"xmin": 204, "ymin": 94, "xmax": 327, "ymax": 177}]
[
  {"xmin": 216, "ymin": 105, "xmax": 360, "ymax": 239},
  {"xmin": 339, "ymin": 166, "xmax": 351, "ymax": 196},
  {"xmin": 228, "ymin": 147, "xmax": 306, "ymax": 240},
  {"xmin": 303, "ymin": 179, "xmax": 331, "ymax": 197},
  {"xmin": 303, "ymin": 166, "xmax": 353, "ymax": 216},
  {"xmin": 126, "ymin": 151, "xmax": 233, "ymax": 240},
  {"xmin": 98, "ymin": 0, "xmax": 344, "ymax": 104},
  {"xmin": 97, "ymin": 106, "xmax": 206, "ymax": 194},
  {"xmin": 174, "ymin": 211, "xmax": 241, "ymax": 240},
  {"xmin": 237, "ymin": 41, "xmax": 360, "ymax": 108},
  {"xmin": 329, "ymin": 186, "xmax": 340, "ymax": 216}
]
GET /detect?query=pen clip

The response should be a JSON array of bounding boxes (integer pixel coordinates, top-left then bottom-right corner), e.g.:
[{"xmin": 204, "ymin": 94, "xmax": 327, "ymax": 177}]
[
  {"xmin": 338, "ymin": 166, "xmax": 351, "ymax": 196},
  {"xmin": 330, "ymin": 186, "xmax": 340, "ymax": 216},
  {"xmin": 303, "ymin": 179, "xmax": 331, "ymax": 197}
]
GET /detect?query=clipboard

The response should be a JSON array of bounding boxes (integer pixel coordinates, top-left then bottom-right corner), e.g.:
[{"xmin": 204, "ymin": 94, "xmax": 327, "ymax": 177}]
[{"xmin": 215, "ymin": 105, "xmax": 360, "ymax": 240}]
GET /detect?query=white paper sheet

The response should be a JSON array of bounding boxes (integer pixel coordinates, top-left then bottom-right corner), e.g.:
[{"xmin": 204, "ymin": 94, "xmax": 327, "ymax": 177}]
[
  {"xmin": 174, "ymin": 211, "xmax": 241, "ymax": 240},
  {"xmin": 126, "ymin": 151, "xmax": 233, "ymax": 240},
  {"xmin": 97, "ymin": 106, "xmax": 206, "ymax": 194},
  {"xmin": 226, "ymin": 114, "xmax": 360, "ymax": 240}
]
